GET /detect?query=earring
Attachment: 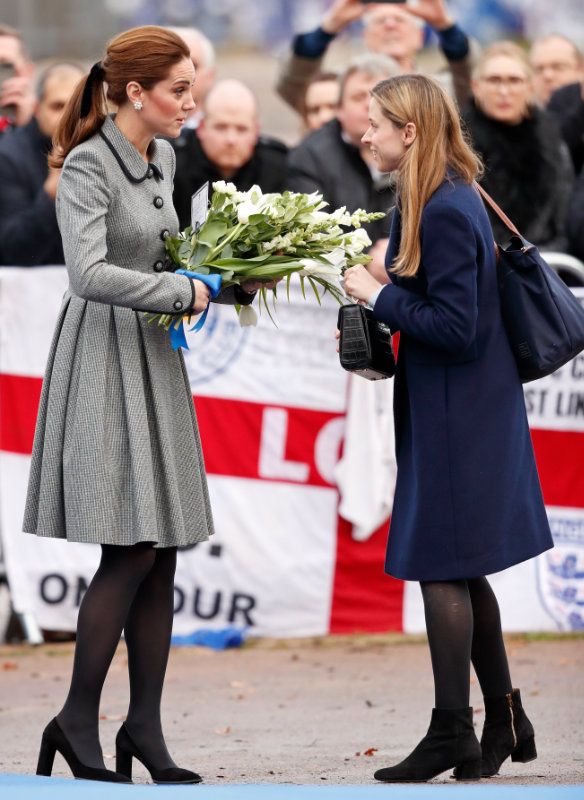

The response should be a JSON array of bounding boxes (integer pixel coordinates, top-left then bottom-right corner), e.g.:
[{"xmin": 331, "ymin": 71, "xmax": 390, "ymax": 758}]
[{"xmin": 133, "ymin": 100, "xmax": 143, "ymax": 111}]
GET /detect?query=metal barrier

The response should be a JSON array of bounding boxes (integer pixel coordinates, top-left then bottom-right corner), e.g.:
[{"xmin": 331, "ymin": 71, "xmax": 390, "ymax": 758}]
[{"xmin": 541, "ymin": 252, "xmax": 584, "ymax": 287}]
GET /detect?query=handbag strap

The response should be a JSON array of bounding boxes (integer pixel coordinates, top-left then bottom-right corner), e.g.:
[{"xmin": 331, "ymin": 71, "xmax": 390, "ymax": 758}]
[{"xmin": 473, "ymin": 181, "xmax": 522, "ymax": 238}]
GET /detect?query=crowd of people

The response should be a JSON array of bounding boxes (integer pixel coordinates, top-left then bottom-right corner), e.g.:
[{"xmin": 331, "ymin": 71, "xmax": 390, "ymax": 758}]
[{"xmin": 0, "ymin": 0, "xmax": 583, "ymax": 271}]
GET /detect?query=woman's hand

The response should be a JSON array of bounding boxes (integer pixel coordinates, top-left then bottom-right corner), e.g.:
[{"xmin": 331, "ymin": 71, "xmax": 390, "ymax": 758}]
[
  {"xmin": 192, "ymin": 279, "xmax": 211, "ymax": 313},
  {"xmin": 343, "ymin": 265, "xmax": 383, "ymax": 305},
  {"xmin": 335, "ymin": 327, "xmax": 340, "ymax": 353}
]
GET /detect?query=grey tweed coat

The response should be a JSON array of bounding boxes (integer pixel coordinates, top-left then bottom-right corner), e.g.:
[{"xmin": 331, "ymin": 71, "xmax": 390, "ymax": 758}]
[{"xmin": 23, "ymin": 116, "xmax": 223, "ymax": 548}]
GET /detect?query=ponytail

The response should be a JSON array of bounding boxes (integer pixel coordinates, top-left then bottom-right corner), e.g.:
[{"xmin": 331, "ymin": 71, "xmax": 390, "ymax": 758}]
[{"xmin": 49, "ymin": 62, "xmax": 107, "ymax": 168}]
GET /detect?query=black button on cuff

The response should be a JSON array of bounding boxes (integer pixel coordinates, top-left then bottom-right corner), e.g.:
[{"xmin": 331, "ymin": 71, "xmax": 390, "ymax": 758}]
[
  {"xmin": 160, "ymin": 229, "xmax": 170, "ymax": 241},
  {"xmin": 153, "ymin": 196, "xmax": 164, "ymax": 209},
  {"xmin": 153, "ymin": 260, "xmax": 164, "ymax": 272},
  {"xmin": 173, "ymin": 300, "xmax": 183, "ymax": 311},
  {"xmin": 146, "ymin": 167, "xmax": 153, "ymax": 178}
]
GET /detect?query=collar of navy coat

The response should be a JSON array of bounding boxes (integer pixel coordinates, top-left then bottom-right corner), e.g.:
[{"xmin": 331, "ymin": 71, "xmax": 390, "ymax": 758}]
[{"xmin": 99, "ymin": 115, "xmax": 164, "ymax": 184}]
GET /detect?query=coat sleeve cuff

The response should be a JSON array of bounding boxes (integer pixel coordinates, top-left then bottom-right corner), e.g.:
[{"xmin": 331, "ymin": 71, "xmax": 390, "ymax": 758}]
[
  {"xmin": 293, "ymin": 27, "xmax": 336, "ymax": 58},
  {"xmin": 437, "ymin": 23, "xmax": 469, "ymax": 61}
]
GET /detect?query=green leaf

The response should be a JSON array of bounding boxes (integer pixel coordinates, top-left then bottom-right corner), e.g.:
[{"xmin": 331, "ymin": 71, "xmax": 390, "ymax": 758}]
[
  {"xmin": 299, "ymin": 275, "xmax": 306, "ymax": 300},
  {"xmin": 260, "ymin": 286, "xmax": 278, "ymax": 327},
  {"xmin": 307, "ymin": 276, "xmax": 322, "ymax": 306},
  {"xmin": 189, "ymin": 244, "xmax": 211, "ymax": 267},
  {"xmin": 197, "ymin": 219, "xmax": 229, "ymax": 247}
]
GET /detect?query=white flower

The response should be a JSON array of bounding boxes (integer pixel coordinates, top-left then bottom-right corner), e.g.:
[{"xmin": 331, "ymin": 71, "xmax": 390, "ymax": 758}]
[
  {"xmin": 237, "ymin": 202, "xmax": 260, "ymax": 224},
  {"xmin": 322, "ymin": 247, "xmax": 347, "ymax": 268},
  {"xmin": 238, "ymin": 305, "xmax": 258, "ymax": 327},
  {"xmin": 236, "ymin": 185, "xmax": 264, "ymax": 205},
  {"xmin": 266, "ymin": 233, "xmax": 293, "ymax": 252},
  {"xmin": 346, "ymin": 228, "xmax": 372, "ymax": 255},
  {"xmin": 212, "ymin": 180, "xmax": 237, "ymax": 195},
  {"xmin": 299, "ymin": 258, "xmax": 343, "ymax": 280},
  {"xmin": 328, "ymin": 206, "xmax": 352, "ymax": 226}
]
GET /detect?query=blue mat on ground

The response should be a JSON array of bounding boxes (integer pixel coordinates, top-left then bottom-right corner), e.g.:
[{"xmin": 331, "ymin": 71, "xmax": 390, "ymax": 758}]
[{"xmin": 1, "ymin": 775, "xmax": 583, "ymax": 799}]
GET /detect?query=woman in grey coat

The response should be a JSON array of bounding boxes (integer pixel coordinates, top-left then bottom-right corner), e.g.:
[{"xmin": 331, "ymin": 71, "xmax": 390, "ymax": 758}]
[{"xmin": 23, "ymin": 26, "xmax": 257, "ymax": 784}]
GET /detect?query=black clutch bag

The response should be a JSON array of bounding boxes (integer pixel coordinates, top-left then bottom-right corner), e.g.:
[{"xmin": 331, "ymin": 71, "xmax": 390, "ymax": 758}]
[{"xmin": 337, "ymin": 304, "xmax": 395, "ymax": 380}]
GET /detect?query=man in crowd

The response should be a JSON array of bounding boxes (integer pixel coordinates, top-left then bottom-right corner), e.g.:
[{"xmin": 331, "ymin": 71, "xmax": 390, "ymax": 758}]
[
  {"xmin": 286, "ymin": 54, "xmax": 398, "ymax": 245},
  {"xmin": 529, "ymin": 34, "xmax": 584, "ymax": 107},
  {"xmin": 0, "ymin": 62, "xmax": 83, "ymax": 266},
  {"xmin": 303, "ymin": 71, "xmax": 340, "ymax": 132},
  {"xmin": 172, "ymin": 79, "xmax": 288, "ymax": 230},
  {"xmin": 276, "ymin": 0, "xmax": 473, "ymax": 122},
  {"xmin": 168, "ymin": 26, "xmax": 216, "ymax": 127},
  {"xmin": 0, "ymin": 24, "xmax": 35, "ymax": 135},
  {"xmin": 541, "ymin": 40, "xmax": 584, "ymax": 178}
]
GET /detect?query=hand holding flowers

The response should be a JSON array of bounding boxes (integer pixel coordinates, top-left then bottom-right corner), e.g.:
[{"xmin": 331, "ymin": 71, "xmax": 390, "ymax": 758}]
[{"xmin": 150, "ymin": 181, "xmax": 386, "ymax": 342}]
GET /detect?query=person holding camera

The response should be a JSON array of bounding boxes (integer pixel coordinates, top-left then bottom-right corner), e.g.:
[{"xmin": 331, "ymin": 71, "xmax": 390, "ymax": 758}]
[
  {"xmin": 342, "ymin": 74, "xmax": 553, "ymax": 783},
  {"xmin": 276, "ymin": 0, "xmax": 474, "ymax": 125},
  {"xmin": 0, "ymin": 24, "xmax": 36, "ymax": 134}
]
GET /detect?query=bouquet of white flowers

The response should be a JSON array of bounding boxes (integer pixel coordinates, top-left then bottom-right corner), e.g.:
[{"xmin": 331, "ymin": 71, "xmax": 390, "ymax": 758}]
[{"xmin": 151, "ymin": 181, "xmax": 385, "ymax": 345}]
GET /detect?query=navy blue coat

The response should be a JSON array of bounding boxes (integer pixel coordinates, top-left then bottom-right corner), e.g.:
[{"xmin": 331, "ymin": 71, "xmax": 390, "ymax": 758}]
[
  {"xmin": 373, "ymin": 176, "xmax": 553, "ymax": 581},
  {"xmin": 0, "ymin": 118, "xmax": 64, "ymax": 266}
]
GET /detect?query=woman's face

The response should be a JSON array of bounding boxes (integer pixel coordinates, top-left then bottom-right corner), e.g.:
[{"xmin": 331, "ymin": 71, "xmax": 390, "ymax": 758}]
[
  {"xmin": 361, "ymin": 96, "xmax": 411, "ymax": 173},
  {"xmin": 139, "ymin": 57, "xmax": 196, "ymax": 137},
  {"xmin": 472, "ymin": 55, "xmax": 533, "ymax": 125}
]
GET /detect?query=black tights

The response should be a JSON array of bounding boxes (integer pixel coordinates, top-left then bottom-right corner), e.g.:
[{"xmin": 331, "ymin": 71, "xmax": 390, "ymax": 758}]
[
  {"xmin": 420, "ymin": 577, "xmax": 513, "ymax": 710},
  {"xmin": 57, "ymin": 543, "xmax": 177, "ymax": 770}
]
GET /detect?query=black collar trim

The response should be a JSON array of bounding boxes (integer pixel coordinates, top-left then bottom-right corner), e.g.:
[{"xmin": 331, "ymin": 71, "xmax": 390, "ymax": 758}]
[{"xmin": 99, "ymin": 130, "xmax": 164, "ymax": 184}]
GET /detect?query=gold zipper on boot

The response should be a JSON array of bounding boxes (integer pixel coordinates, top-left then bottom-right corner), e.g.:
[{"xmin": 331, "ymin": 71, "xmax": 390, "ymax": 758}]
[{"xmin": 507, "ymin": 692, "xmax": 517, "ymax": 748}]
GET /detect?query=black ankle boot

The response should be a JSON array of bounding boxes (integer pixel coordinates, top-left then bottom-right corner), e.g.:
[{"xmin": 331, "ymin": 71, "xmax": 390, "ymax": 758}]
[
  {"xmin": 374, "ymin": 707, "xmax": 482, "ymax": 783},
  {"xmin": 115, "ymin": 723, "xmax": 202, "ymax": 784},
  {"xmin": 36, "ymin": 718, "xmax": 132, "ymax": 783},
  {"xmin": 479, "ymin": 688, "xmax": 537, "ymax": 777}
]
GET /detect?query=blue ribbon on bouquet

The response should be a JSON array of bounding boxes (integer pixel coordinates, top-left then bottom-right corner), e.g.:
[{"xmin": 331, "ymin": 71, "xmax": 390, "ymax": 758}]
[{"xmin": 170, "ymin": 269, "xmax": 222, "ymax": 351}]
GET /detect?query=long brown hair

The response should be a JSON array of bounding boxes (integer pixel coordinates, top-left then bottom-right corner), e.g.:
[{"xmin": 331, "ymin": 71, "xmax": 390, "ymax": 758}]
[
  {"xmin": 371, "ymin": 74, "xmax": 482, "ymax": 278},
  {"xmin": 50, "ymin": 26, "xmax": 190, "ymax": 168}
]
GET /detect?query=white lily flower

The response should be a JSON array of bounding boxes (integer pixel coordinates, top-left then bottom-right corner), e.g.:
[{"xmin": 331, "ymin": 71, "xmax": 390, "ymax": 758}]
[
  {"xmin": 299, "ymin": 258, "xmax": 343, "ymax": 279},
  {"xmin": 322, "ymin": 247, "xmax": 346, "ymax": 267},
  {"xmin": 238, "ymin": 305, "xmax": 258, "ymax": 327}
]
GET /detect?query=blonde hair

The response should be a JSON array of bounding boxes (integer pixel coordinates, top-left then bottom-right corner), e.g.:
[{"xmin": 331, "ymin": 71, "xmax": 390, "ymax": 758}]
[
  {"xmin": 473, "ymin": 40, "xmax": 532, "ymax": 81},
  {"xmin": 371, "ymin": 74, "xmax": 482, "ymax": 278}
]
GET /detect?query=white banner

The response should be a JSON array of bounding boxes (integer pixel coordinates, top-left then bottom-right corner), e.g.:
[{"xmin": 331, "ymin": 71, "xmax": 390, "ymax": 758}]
[{"xmin": 1, "ymin": 270, "xmax": 583, "ymax": 638}]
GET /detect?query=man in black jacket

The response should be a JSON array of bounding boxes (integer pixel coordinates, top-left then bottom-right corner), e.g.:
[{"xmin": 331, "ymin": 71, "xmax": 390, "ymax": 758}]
[
  {"xmin": 172, "ymin": 79, "xmax": 288, "ymax": 230},
  {"xmin": 0, "ymin": 62, "xmax": 83, "ymax": 266},
  {"xmin": 286, "ymin": 54, "xmax": 398, "ymax": 245},
  {"xmin": 547, "ymin": 81, "xmax": 584, "ymax": 177}
]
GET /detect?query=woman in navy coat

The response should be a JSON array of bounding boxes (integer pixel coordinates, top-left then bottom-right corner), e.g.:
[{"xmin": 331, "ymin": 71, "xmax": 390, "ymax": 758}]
[{"xmin": 343, "ymin": 74, "xmax": 553, "ymax": 784}]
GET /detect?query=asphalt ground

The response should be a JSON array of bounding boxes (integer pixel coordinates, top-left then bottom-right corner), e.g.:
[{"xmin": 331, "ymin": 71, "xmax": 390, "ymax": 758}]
[{"xmin": 1, "ymin": 634, "xmax": 583, "ymax": 786}]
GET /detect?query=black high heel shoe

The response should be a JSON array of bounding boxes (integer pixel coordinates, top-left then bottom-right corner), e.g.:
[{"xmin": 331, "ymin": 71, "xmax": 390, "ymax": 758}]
[
  {"xmin": 36, "ymin": 718, "xmax": 132, "ymax": 783},
  {"xmin": 115, "ymin": 723, "xmax": 202, "ymax": 784}
]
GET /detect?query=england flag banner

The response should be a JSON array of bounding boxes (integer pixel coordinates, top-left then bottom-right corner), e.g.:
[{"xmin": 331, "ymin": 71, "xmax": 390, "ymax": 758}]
[{"xmin": 1, "ymin": 267, "xmax": 583, "ymax": 638}]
